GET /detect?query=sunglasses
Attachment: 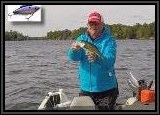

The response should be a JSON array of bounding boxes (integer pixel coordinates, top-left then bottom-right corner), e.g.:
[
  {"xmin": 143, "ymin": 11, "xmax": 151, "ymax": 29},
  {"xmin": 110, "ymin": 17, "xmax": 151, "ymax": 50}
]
[{"xmin": 88, "ymin": 22, "xmax": 101, "ymax": 26}]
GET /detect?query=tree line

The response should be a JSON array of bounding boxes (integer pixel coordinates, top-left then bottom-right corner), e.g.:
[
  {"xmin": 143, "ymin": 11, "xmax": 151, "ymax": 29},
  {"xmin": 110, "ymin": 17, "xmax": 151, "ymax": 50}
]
[
  {"xmin": 5, "ymin": 30, "xmax": 29, "ymax": 41},
  {"xmin": 5, "ymin": 22, "xmax": 155, "ymax": 41}
]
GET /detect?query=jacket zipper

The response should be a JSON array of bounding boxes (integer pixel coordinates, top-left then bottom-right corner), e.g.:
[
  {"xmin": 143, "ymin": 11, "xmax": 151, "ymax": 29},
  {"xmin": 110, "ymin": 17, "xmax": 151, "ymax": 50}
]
[{"xmin": 89, "ymin": 62, "xmax": 92, "ymax": 91}]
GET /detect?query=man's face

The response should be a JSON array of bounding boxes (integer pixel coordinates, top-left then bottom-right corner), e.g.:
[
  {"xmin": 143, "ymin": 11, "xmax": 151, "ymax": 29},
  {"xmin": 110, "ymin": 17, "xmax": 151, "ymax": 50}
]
[{"xmin": 87, "ymin": 22, "xmax": 104, "ymax": 37}]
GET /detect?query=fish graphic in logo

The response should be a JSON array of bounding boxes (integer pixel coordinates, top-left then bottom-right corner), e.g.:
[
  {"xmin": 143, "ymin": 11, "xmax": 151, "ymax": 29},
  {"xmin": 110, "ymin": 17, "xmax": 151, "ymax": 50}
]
[{"xmin": 8, "ymin": 5, "xmax": 41, "ymax": 21}]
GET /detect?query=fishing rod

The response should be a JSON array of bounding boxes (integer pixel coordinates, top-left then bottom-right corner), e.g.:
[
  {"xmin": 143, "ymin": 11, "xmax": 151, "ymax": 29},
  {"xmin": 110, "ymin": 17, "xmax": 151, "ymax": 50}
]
[{"xmin": 147, "ymin": 79, "xmax": 153, "ymax": 89}]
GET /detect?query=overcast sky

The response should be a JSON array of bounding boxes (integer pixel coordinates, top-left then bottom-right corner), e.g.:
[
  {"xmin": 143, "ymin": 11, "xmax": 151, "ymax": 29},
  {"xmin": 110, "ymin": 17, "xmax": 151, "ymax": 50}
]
[{"xmin": 5, "ymin": 5, "xmax": 155, "ymax": 37}]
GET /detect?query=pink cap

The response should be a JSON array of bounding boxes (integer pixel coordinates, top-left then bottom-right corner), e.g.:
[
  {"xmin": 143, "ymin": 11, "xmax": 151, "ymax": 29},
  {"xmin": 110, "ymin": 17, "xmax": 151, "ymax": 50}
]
[{"xmin": 88, "ymin": 12, "xmax": 104, "ymax": 24}]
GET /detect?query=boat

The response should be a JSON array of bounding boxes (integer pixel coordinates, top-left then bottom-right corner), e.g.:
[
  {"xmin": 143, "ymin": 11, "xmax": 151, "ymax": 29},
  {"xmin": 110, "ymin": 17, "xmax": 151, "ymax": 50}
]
[
  {"xmin": 37, "ymin": 89, "xmax": 96, "ymax": 110},
  {"xmin": 38, "ymin": 72, "xmax": 155, "ymax": 110},
  {"xmin": 37, "ymin": 89, "xmax": 155, "ymax": 110}
]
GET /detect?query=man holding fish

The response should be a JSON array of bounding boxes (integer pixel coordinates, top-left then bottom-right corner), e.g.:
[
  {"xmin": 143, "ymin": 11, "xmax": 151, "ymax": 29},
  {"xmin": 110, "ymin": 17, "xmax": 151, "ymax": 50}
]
[{"xmin": 67, "ymin": 12, "xmax": 119, "ymax": 110}]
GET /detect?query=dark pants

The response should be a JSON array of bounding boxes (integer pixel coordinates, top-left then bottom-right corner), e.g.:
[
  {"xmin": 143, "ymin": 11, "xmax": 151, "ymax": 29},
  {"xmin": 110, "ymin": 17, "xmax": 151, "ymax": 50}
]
[{"xmin": 79, "ymin": 88, "xmax": 119, "ymax": 110}]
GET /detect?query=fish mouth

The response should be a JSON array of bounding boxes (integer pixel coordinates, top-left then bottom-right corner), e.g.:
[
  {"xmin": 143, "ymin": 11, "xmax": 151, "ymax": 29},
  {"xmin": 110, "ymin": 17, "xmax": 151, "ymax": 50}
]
[
  {"xmin": 35, "ymin": 7, "xmax": 40, "ymax": 10},
  {"xmin": 77, "ymin": 42, "xmax": 85, "ymax": 48}
]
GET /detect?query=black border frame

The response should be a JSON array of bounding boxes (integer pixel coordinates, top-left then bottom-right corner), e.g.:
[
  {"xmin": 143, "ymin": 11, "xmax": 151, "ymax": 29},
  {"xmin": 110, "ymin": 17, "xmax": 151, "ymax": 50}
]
[{"xmin": 1, "ymin": 0, "xmax": 159, "ymax": 114}]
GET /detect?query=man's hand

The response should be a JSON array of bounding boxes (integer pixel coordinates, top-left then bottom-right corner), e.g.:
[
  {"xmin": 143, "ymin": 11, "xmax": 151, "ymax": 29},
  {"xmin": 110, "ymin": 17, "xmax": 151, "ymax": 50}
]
[
  {"xmin": 86, "ymin": 52, "xmax": 97, "ymax": 62},
  {"xmin": 71, "ymin": 42, "xmax": 80, "ymax": 51}
]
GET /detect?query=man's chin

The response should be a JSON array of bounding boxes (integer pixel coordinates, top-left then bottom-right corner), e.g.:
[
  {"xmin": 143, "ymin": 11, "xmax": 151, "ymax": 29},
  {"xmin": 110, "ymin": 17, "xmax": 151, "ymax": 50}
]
[
  {"xmin": 91, "ymin": 30, "xmax": 98, "ymax": 34},
  {"xmin": 93, "ymin": 29, "xmax": 97, "ymax": 31}
]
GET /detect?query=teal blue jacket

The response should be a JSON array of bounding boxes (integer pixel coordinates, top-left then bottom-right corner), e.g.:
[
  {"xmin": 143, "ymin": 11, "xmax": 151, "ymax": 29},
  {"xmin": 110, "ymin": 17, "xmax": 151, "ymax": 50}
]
[{"xmin": 67, "ymin": 27, "xmax": 118, "ymax": 92}]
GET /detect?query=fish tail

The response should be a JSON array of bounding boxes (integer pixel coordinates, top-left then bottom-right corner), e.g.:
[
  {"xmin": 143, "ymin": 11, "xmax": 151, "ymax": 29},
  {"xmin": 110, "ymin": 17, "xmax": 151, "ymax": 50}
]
[
  {"xmin": 96, "ymin": 53, "xmax": 104, "ymax": 60},
  {"xmin": 100, "ymin": 56, "xmax": 105, "ymax": 60}
]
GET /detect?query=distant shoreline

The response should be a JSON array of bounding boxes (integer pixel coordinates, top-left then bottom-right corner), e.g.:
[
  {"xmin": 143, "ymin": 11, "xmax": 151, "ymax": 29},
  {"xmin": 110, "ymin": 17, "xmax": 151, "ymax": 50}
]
[
  {"xmin": 5, "ymin": 22, "xmax": 155, "ymax": 41},
  {"xmin": 5, "ymin": 37, "xmax": 155, "ymax": 41}
]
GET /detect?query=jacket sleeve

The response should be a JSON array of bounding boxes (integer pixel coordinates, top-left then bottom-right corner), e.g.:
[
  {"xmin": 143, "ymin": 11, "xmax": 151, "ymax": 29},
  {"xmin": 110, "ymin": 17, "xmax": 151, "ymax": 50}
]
[
  {"xmin": 67, "ymin": 48, "xmax": 83, "ymax": 61},
  {"xmin": 96, "ymin": 37, "xmax": 117, "ymax": 69},
  {"xmin": 67, "ymin": 35, "xmax": 84, "ymax": 61}
]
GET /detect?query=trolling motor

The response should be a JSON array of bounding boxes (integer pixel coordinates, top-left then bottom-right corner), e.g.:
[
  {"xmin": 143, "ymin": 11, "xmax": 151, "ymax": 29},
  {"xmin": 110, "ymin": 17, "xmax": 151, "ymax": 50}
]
[
  {"xmin": 132, "ymin": 79, "xmax": 154, "ymax": 98},
  {"xmin": 138, "ymin": 80, "xmax": 155, "ymax": 104},
  {"xmin": 127, "ymin": 72, "xmax": 155, "ymax": 104}
]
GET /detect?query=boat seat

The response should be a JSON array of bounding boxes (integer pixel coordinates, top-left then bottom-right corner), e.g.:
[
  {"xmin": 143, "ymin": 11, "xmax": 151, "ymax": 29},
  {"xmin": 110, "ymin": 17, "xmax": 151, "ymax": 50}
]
[{"xmin": 69, "ymin": 96, "xmax": 95, "ymax": 110}]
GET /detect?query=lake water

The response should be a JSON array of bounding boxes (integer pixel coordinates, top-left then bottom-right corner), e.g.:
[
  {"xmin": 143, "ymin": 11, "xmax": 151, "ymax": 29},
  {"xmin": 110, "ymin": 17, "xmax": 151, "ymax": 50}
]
[{"xmin": 5, "ymin": 40, "xmax": 155, "ymax": 110}]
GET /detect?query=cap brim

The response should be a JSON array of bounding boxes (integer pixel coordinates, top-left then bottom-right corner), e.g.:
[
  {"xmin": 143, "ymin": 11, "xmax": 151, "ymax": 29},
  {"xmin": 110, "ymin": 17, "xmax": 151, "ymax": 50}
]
[{"xmin": 88, "ymin": 19, "xmax": 102, "ymax": 24}]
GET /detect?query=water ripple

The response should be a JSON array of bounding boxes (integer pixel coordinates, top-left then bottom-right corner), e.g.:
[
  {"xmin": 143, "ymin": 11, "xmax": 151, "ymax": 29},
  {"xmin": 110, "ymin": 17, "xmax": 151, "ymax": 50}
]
[{"xmin": 5, "ymin": 40, "xmax": 155, "ymax": 110}]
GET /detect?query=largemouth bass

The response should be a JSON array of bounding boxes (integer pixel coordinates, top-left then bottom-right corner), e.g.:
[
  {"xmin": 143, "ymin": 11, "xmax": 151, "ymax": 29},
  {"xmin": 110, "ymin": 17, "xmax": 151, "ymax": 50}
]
[{"xmin": 76, "ymin": 41, "xmax": 104, "ymax": 60}]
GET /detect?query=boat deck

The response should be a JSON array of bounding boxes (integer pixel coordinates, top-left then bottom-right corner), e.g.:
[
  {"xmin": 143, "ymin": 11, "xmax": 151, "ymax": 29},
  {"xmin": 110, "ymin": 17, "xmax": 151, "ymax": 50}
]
[
  {"xmin": 116, "ymin": 102, "xmax": 155, "ymax": 110},
  {"xmin": 38, "ymin": 89, "xmax": 155, "ymax": 110}
]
